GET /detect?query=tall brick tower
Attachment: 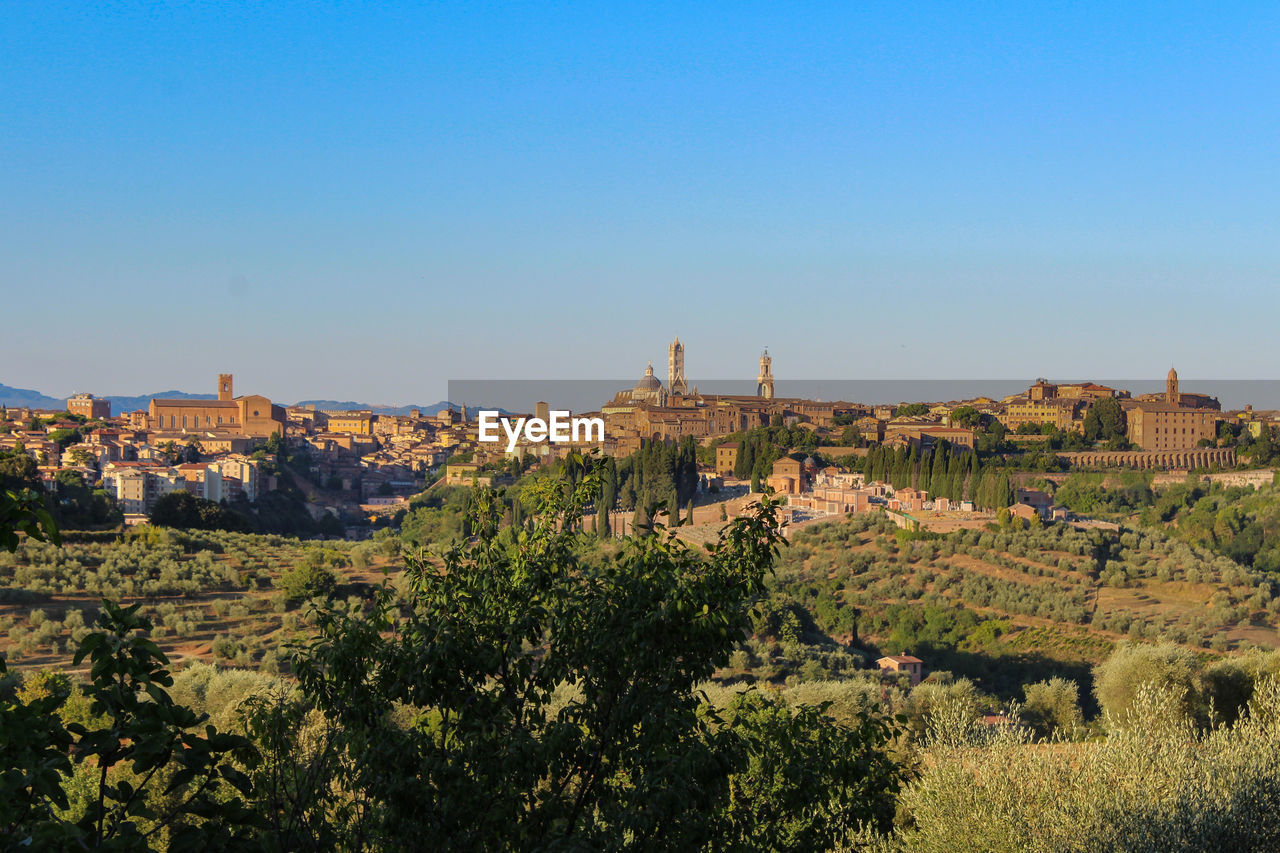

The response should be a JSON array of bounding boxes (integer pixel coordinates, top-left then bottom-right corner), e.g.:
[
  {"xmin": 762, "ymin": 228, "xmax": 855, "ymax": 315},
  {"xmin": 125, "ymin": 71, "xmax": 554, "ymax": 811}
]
[
  {"xmin": 668, "ymin": 337, "xmax": 688, "ymax": 395},
  {"xmin": 1166, "ymin": 366, "xmax": 1179, "ymax": 406},
  {"xmin": 218, "ymin": 374, "xmax": 234, "ymax": 401}
]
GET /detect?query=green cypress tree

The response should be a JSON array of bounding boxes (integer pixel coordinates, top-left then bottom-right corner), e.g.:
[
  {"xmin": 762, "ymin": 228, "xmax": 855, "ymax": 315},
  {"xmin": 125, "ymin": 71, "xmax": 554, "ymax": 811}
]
[
  {"xmin": 735, "ymin": 436, "xmax": 754, "ymax": 480},
  {"xmin": 946, "ymin": 455, "xmax": 963, "ymax": 502},
  {"xmin": 931, "ymin": 442, "xmax": 949, "ymax": 487}
]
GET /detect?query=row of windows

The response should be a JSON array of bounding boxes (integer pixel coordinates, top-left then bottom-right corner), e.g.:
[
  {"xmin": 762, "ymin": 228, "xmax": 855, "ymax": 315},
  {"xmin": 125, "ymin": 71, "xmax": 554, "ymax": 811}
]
[{"xmin": 166, "ymin": 414, "xmax": 232, "ymax": 428}]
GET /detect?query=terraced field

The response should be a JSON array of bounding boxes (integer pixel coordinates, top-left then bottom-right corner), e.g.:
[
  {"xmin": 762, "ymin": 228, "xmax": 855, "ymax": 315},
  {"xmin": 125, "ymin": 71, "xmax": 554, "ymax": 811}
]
[
  {"xmin": 0, "ymin": 528, "xmax": 398, "ymax": 672},
  {"xmin": 769, "ymin": 512, "xmax": 1280, "ymax": 674}
]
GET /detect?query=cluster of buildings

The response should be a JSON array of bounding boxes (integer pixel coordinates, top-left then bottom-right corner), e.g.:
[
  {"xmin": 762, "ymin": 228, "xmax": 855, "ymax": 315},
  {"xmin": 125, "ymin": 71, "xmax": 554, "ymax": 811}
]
[
  {"xmin": 995, "ymin": 369, "xmax": 1223, "ymax": 451},
  {"xmin": 283, "ymin": 350, "xmax": 1280, "ymax": 510},
  {"xmin": 754, "ymin": 455, "xmax": 981, "ymax": 522},
  {"xmin": 100, "ymin": 457, "xmax": 261, "ymax": 515},
  {"xmin": 4, "ymin": 346, "xmax": 1277, "ymax": 532},
  {"xmin": 563, "ymin": 343, "xmax": 1259, "ymax": 463},
  {"xmin": 1, "ymin": 375, "xmax": 282, "ymax": 523}
]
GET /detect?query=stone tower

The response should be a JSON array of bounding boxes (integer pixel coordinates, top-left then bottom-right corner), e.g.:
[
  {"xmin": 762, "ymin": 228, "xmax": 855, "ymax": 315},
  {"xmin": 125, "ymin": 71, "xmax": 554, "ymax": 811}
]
[
  {"xmin": 218, "ymin": 374, "xmax": 234, "ymax": 401},
  {"xmin": 1166, "ymin": 366, "xmax": 1180, "ymax": 406},
  {"xmin": 668, "ymin": 337, "xmax": 688, "ymax": 395},
  {"xmin": 757, "ymin": 349, "xmax": 774, "ymax": 399}
]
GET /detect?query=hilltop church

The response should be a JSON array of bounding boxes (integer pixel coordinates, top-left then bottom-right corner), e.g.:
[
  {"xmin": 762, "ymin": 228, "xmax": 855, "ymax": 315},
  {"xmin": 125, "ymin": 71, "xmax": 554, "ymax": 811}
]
[
  {"xmin": 145, "ymin": 374, "xmax": 286, "ymax": 438},
  {"xmin": 600, "ymin": 338, "xmax": 832, "ymax": 447}
]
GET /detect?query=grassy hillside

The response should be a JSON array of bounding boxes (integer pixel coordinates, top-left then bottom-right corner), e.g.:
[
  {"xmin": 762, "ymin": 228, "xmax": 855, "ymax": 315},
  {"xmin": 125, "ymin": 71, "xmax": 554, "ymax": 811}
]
[
  {"xmin": 5, "ymin": 492, "xmax": 1278, "ymax": 708},
  {"xmin": 729, "ymin": 512, "xmax": 1280, "ymax": 699}
]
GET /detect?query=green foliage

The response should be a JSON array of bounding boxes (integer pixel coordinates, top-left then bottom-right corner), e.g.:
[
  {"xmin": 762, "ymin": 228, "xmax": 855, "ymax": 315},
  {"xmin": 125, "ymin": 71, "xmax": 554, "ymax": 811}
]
[
  {"xmin": 398, "ymin": 486, "xmax": 474, "ymax": 549},
  {"xmin": 53, "ymin": 469, "xmax": 122, "ymax": 528},
  {"xmin": 612, "ymin": 435, "xmax": 699, "ymax": 515},
  {"xmin": 278, "ymin": 549, "xmax": 342, "ymax": 602},
  {"xmin": 1021, "ymin": 676, "xmax": 1084, "ymax": 738},
  {"xmin": 150, "ymin": 491, "xmax": 252, "ymax": 533},
  {"xmin": 0, "ymin": 450, "xmax": 42, "ymax": 497},
  {"xmin": 883, "ymin": 679, "xmax": 1280, "ymax": 852},
  {"xmin": 0, "ymin": 601, "xmax": 260, "ymax": 849},
  {"xmin": 0, "ymin": 487, "xmax": 60, "ymax": 552},
  {"xmin": 717, "ymin": 690, "xmax": 901, "ymax": 849},
  {"xmin": 1054, "ymin": 471, "xmax": 1154, "ymax": 515},
  {"xmin": 1146, "ymin": 482, "xmax": 1280, "ymax": 570},
  {"xmin": 284, "ymin": 458, "xmax": 900, "ymax": 849},
  {"xmin": 1083, "ymin": 396, "xmax": 1127, "ymax": 443},
  {"xmin": 1093, "ymin": 642, "xmax": 1204, "ymax": 724}
]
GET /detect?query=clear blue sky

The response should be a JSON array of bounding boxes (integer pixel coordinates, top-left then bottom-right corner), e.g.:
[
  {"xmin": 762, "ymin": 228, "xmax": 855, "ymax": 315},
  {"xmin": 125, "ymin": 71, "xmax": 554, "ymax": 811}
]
[{"xmin": 3, "ymin": 2, "xmax": 1278, "ymax": 404}]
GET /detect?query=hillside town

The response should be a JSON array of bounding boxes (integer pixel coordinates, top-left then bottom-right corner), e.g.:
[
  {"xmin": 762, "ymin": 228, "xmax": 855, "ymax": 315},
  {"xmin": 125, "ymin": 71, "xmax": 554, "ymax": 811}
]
[{"xmin": 2, "ymin": 339, "xmax": 1278, "ymax": 537}]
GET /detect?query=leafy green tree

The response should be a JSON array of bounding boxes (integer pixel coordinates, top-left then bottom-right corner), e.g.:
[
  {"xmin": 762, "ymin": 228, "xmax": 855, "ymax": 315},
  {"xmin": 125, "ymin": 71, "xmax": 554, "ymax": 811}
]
[
  {"xmin": 598, "ymin": 457, "xmax": 617, "ymax": 540},
  {"xmin": 150, "ymin": 491, "xmax": 252, "ymax": 533},
  {"xmin": 285, "ymin": 462, "xmax": 901, "ymax": 850},
  {"xmin": 929, "ymin": 444, "xmax": 949, "ymax": 493},
  {"xmin": 1021, "ymin": 677, "xmax": 1084, "ymax": 738},
  {"xmin": 716, "ymin": 691, "xmax": 901, "ymax": 849},
  {"xmin": 279, "ymin": 552, "xmax": 340, "ymax": 602},
  {"xmin": 47, "ymin": 428, "xmax": 82, "ymax": 450},
  {"xmin": 0, "ymin": 487, "xmax": 60, "ymax": 552},
  {"xmin": 735, "ymin": 436, "xmax": 756, "ymax": 480},
  {"xmin": 1083, "ymin": 397, "xmax": 1127, "ymax": 443},
  {"xmin": 1093, "ymin": 642, "xmax": 1203, "ymax": 723},
  {"xmin": 0, "ymin": 448, "xmax": 42, "ymax": 494},
  {"xmin": 67, "ymin": 446, "xmax": 97, "ymax": 468},
  {"xmin": 0, "ymin": 601, "xmax": 260, "ymax": 849}
]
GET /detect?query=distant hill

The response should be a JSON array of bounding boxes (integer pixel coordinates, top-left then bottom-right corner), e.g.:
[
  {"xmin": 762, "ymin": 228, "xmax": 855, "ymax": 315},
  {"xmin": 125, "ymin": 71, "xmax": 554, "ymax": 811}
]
[
  {"xmin": 105, "ymin": 391, "xmax": 217, "ymax": 414},
  {"xmin": 1, "ymin": 384, "xmax": 481, "ymax": 418},
  {"xmin": 0, "ymin": 383, "xmax": 63, "ymax": 409},
  {"xmin": 0, "ymin": 384, "xmax": 220, "ymax": 414},
  {"xmin": 295, "ymin": 400, "xmax": 455, "ymax": 417}
]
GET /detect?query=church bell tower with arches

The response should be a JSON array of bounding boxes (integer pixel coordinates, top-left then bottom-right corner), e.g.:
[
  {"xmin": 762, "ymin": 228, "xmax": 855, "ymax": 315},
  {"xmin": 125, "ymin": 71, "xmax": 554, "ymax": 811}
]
[{"xmin": 757, "ymin": 350, "xmax": 774, "ymax": 399}]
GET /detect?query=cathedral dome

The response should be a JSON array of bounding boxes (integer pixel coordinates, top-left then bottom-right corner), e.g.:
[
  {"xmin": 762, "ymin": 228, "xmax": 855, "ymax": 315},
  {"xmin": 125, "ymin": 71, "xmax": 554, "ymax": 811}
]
[{"xmin": 635, "ymin": 363, "xmax": 662, "ymax": 392}]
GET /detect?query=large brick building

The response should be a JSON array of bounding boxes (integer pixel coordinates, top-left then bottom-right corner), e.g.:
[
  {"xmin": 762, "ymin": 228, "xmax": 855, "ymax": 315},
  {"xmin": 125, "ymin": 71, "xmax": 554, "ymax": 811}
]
[
  {"xmin": 67, "ymin": 393, "xmax": 111, "ymax": 419},
  {"xmin": 1123, "ymin": 369, "xmax": 1220, "ymax": 451},
  {"xmin": 326, "ymin": 411, "xmax": 376, "ymax": 435},
  {"xmin": 1125, "ymin": 403, "xmax": 1218, "ymax": 451},
  {"xmin": 146, "ymin": 374, "xmax": 285, "ymax": 438}
]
